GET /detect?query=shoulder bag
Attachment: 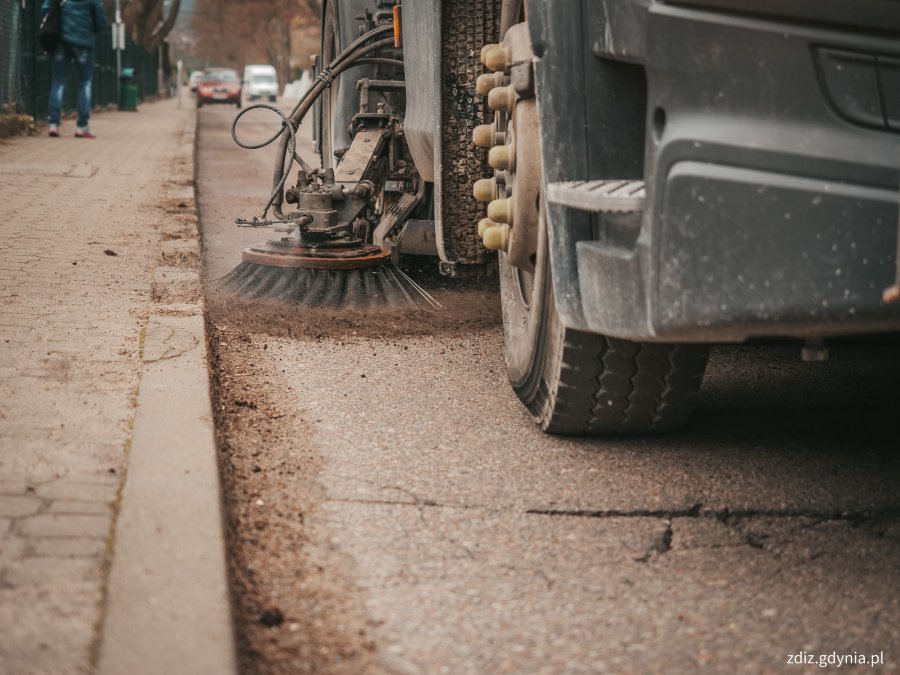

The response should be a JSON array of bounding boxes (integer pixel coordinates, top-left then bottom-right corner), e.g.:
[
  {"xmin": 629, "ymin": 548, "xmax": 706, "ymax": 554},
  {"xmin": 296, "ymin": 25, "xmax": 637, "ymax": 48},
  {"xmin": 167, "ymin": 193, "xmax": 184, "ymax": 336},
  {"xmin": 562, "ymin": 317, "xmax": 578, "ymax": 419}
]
[{"xmin": 39, "ymin": 0, "xmax": 63, "ymax": 55}]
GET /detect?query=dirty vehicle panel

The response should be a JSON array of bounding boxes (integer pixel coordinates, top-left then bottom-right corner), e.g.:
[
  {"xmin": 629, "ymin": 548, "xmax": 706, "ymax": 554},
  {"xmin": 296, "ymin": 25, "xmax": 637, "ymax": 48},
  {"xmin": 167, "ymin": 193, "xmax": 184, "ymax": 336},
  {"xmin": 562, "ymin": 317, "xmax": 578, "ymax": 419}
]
[{"xmin": 522, "ymin": 0, "xmax": 900, "ymax": 341}]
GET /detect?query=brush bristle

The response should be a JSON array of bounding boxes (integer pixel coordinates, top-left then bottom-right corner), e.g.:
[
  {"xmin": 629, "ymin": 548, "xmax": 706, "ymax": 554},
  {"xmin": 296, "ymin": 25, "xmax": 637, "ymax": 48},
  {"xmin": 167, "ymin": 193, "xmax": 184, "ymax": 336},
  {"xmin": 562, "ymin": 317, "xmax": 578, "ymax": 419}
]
[{"xmin": 216, "ymin": 261, "xmax": 433, "ymax": 309}]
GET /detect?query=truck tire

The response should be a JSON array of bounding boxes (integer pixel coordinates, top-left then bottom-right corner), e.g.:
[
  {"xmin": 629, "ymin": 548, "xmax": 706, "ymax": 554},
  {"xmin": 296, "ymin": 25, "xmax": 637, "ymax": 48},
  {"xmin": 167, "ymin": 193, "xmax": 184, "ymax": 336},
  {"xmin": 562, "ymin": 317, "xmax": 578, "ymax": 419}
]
[
  {"xmin": 318, "ymin": 0, "xmax": 341, "ymax": 170},
  {"xmin": 319, "ymin": 0, "xmax": 401, "ymax": 170},
  {"xmin": 318, "ymin": 0, "xmax": 369, "ymax": 169},
  {"xmin": 501, "ymin": 216, "xmax": 709, "ymax": 435}
]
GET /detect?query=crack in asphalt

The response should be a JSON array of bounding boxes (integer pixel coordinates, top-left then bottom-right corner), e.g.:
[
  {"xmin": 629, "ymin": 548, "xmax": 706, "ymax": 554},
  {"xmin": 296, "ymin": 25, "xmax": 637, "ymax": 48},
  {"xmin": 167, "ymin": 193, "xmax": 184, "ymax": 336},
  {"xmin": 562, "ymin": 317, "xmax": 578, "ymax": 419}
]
[
  {"xmin": 526, "ymin": 504, "xmax": 704, "ymax": 519},
  {"xmin": 633, "ymin": 520, "xmax": 675, "ymax": 564},
  {"xmin": 528, "ymin": 506, "xmax": 900, "ymax": 563},
  {"xmin": 326, "ymin": 497, "xmax": 900, "ymax": 526},
  {"xmin": 323, "ymin": 497, "xmax": 898, "ymax": 563},
  {"xmin": 525, "ymin": 505, "xmax": 900, "ymax": 523}
]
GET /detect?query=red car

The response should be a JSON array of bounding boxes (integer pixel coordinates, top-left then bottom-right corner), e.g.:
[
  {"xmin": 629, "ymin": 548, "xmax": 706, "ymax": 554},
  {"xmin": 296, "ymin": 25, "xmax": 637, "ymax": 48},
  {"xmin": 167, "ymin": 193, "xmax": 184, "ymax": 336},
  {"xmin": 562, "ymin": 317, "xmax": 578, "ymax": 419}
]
[{"xmin": 196, "ymin": 69, "xmax": 242, "ymax": 108}]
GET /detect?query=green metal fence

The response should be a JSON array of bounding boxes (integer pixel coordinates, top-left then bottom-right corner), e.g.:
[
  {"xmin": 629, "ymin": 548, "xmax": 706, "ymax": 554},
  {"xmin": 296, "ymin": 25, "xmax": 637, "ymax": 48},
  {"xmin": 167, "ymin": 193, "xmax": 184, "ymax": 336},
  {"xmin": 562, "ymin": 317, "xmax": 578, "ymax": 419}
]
[
  {"xmin": 1, "ymin": 0, "xmax": 161, "ymax": 120},
  {"xmin": 1, "ymin": 0, "xmax": 22, "ymax": 113}
]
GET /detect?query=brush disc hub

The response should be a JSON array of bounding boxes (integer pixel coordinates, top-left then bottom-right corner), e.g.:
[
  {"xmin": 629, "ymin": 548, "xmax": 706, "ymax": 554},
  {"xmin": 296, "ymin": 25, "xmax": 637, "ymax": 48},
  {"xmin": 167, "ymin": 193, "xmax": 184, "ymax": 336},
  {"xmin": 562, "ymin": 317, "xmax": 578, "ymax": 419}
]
[{"xmin": 242, "ymin": 240, "xmax": 391, "ymax": 269}]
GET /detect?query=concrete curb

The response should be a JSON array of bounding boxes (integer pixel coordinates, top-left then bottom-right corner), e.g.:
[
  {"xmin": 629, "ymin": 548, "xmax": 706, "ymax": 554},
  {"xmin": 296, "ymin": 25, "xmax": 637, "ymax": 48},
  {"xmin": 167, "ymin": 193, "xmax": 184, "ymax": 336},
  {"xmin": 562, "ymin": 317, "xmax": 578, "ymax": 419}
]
[{"xmin": 98, "ymin": 110, "xmax": 237, "ymax": 675}]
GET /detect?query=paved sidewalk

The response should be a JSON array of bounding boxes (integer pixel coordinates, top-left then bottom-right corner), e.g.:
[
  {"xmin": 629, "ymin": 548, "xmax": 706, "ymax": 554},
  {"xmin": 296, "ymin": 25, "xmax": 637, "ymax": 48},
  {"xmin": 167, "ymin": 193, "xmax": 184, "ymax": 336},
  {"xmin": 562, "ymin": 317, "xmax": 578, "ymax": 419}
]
[{"xmin": 0, "ymin": 98, "xmax": 234, "ymax": 674}]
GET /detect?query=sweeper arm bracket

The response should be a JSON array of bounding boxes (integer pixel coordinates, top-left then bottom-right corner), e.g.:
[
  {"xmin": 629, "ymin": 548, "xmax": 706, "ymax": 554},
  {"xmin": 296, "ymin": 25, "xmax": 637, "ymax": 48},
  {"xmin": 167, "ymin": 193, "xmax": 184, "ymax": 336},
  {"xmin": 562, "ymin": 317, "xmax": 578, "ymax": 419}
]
[
  {"xmin": 334, "ymin": 127, "xmax": 389, "ymax": 183},
  {"xmin": 235, "ymin": 217, "xmax": 278, "ymax": 228},
  {"xmin": 235, "ymin": 213, "xmax": 314, "ymax": 229}
]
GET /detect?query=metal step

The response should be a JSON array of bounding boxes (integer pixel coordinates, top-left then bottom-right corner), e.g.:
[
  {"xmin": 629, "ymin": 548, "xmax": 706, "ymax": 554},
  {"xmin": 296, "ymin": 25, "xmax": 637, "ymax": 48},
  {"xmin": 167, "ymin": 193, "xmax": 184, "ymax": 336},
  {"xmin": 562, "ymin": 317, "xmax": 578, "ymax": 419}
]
[{"xmin": 545, "ymin": 179, "xmax": 645, "ymax": 213}]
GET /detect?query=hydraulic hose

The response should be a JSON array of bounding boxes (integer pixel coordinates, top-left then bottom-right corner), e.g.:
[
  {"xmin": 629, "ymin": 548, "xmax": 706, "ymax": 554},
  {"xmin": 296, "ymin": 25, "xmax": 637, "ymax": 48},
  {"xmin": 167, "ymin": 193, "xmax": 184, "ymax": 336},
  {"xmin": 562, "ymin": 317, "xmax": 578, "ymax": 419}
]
[
  {"xmin": 270, "ymin": 36, "xmax": 396, "ymax": 219},
  {"xmin": 231, "ymin": 24, "xmax": 399, "ymax": 219}
]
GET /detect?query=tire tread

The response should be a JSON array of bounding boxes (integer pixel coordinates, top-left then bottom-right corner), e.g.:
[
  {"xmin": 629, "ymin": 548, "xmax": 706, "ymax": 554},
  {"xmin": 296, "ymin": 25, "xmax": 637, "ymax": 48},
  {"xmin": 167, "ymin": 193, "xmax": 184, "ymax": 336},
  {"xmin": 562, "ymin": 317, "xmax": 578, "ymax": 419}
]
[{"xmin": 533, "ymin": 327, "xmax": 708, "ymax": 436}]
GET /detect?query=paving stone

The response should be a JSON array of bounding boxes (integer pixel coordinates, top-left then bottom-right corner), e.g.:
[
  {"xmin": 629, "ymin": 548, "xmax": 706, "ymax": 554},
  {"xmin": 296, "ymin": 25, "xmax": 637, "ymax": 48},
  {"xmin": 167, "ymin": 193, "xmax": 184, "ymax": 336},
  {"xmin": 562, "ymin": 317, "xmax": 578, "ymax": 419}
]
[
  {"xmin": 0, "ymin": 496, "xmax": 42, "ymax": 518},
  {"xmin": 48, "ymin": 500, "xmax": 112, "ymax": 515},
  {"xmin": 4, "ymin": 558, "xmax": 100, "ymax": 587},
  {"xmin": 0, "ymin": 480, "xmax": 29, "ymax": 495},
  {"xmin": 0, "ymin": 534, "xmax": 26, "ymax": 564},
  {"xmin": 35, "ymin": 481, "xmax": 117, "ymax": 503},
  {"xmin": 0, "ymin": 582, "xmax": 97, "ymax": 675},
  {"xmin": 20, "ymin": 514, "xmax": 109, "ymax": 539},
  {"xmin": 65, "ymin": 471, "xmax": 121, "ymax": 486},
  {"xmin": 32, "ymin": 537, "xmax": 107, "ymax": 558}
]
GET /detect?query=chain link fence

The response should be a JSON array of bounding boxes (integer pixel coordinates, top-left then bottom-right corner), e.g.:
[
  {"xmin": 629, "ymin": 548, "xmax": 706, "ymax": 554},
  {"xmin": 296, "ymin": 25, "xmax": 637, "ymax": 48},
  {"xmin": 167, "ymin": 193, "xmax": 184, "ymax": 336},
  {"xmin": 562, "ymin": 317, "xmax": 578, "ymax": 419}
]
[{"xmin": 1, "ymin": 0, "xmax": 162, "ymax": 120}]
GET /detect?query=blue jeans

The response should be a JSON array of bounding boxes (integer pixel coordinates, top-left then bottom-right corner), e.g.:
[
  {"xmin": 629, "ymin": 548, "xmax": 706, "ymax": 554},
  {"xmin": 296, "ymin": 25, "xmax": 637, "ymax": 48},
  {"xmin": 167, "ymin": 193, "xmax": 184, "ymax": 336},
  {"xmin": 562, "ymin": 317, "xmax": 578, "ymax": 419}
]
[{"xmin": 48, "ymin": 42, "xmax": 94, "ymax": 127}]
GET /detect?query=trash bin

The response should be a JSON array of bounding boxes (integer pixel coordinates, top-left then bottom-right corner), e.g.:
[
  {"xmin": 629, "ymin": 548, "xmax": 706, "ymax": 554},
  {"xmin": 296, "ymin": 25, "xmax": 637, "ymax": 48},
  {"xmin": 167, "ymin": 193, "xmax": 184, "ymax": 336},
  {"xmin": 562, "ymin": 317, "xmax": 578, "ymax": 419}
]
[{"xmin": 119, "ymin": 68, "xmax": 138, "ymax": 111}]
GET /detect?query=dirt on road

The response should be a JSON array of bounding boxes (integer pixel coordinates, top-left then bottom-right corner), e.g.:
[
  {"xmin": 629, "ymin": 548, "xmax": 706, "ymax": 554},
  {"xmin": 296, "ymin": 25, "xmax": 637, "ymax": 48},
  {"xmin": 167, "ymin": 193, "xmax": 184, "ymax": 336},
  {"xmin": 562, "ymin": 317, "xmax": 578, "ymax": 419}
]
[
  {"xmin": 208, "ymin": 300, "xmax": 500, "ymax": 674},
  {"xmin": 200, "ymin": 104, "xmax": 501, "ymax": 672},
  {"xmin": 210, "ymin": 320, "xmax": 381, "ymax": 675},
  {"xmin": 198, "ymin": 104, "xmax": 900, "ymax": 675}
]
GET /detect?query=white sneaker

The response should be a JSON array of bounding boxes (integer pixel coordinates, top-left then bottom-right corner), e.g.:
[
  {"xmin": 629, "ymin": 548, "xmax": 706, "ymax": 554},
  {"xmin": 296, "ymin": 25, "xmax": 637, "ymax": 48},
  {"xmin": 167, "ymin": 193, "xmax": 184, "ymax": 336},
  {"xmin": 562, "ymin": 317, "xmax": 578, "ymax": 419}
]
[
  {"xmin": 48, "ymin": 123, "xmax": 59, "ymax": 137},
  {"xmin": 74, "ymin": 126, "xmax": 96, "ymax": 139}
]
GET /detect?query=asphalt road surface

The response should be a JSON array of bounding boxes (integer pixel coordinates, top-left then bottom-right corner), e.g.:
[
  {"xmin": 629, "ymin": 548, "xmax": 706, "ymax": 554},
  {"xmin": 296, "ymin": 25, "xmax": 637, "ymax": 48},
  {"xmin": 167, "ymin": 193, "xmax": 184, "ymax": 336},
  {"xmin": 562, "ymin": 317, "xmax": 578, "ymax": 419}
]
[{"xmin": 197, "ymin": 101, "xmax": 900, "ymax": 675}]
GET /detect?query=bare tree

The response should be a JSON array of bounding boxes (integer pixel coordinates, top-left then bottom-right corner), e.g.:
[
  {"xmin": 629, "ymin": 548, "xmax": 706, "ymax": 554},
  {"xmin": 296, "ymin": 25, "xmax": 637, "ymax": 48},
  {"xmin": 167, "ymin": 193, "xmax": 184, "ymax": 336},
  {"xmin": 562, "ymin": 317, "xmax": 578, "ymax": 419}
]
[
  {"xmin": 122, "ymin": 0, "xmax": 182, "ymax": 51},
  {"xmin": 192, "ymin": 0, "xmax": 320, "ymax": 88}
]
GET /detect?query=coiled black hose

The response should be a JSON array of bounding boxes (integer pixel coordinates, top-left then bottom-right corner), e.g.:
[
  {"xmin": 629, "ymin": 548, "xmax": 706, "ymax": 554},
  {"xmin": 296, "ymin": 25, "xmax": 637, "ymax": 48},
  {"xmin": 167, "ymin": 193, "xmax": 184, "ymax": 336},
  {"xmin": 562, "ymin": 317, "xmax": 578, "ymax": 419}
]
[{"xmin": 231, "ymin": 23, "xmax": 400, "ymax": 219}]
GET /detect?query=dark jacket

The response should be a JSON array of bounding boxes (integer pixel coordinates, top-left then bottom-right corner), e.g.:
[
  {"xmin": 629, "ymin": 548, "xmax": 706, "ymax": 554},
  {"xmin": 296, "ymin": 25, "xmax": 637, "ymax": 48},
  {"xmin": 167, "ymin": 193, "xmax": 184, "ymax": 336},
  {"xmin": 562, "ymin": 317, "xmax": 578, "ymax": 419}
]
[{"xmin": 41, "ymin": 0, "xmax": 109, "ymax": 48}]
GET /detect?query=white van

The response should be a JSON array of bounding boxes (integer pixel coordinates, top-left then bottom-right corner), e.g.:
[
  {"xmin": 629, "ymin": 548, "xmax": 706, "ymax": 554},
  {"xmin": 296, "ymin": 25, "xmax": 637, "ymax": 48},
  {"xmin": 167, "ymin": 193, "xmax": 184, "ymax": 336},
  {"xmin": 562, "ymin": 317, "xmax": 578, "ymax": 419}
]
[{"xmin": 242, "ymin": 65, "xmax": 279, "ymax": 102}]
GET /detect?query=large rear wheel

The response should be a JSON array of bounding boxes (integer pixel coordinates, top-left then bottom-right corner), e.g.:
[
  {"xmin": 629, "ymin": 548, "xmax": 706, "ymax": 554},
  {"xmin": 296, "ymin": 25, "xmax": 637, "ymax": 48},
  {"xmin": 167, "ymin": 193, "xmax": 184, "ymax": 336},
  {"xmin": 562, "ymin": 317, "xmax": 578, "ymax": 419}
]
[
  {"xmin": 501, "ymin": 215, "xmax": 709, "ymax": 435},
  {"xmin": 318, "ymin": 0, "xmax": 341, "ymax": 170},
  {"xmin": 318, "ymin": 1, "xmax": 402, "ymax": 171},
  {"xmin": 486, "ymin": 16, "xmax": 709, "ymax": 435}
]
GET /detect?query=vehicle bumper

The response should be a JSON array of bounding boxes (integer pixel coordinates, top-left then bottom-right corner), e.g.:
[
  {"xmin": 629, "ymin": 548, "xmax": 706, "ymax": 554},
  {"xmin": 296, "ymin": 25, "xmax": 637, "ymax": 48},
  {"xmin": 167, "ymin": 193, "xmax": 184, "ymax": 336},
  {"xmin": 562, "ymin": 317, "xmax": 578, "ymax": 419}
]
[
  {"xmin": 530, "ymin": 0, "xmax": 900, "ymax": 341},
  {"xmin": 246, "ymin": 89, "xmax": 278, "ymax": 99},
  {"xmin": 199, "ymin": 95, "xmax": 240, "ymax": 105}
]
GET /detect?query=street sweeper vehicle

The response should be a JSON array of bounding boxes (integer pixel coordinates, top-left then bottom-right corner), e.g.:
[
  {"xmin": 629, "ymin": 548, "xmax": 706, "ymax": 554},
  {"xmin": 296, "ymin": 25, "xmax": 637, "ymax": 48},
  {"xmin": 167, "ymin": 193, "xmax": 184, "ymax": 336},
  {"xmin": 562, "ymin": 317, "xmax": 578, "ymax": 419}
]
[{"xmin": 224, "ymin": 0, "xmax": 900, "ymax": 436}]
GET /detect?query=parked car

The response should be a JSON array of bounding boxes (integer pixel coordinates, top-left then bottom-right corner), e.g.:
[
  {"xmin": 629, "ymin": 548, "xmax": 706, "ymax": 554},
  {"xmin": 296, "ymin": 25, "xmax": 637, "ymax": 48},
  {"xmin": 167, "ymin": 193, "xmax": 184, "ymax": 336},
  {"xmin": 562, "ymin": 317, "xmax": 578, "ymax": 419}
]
[
  {"xmin": 188, "ymin": 70, "xmax": 203, "ymax": 92},
  {"xmin": 243, "ymin": 64, "xmax": 279, "ymax": 102},
  {"xmin": 197, "ymin": 69, "xmax": 242, "ymax": 108}
]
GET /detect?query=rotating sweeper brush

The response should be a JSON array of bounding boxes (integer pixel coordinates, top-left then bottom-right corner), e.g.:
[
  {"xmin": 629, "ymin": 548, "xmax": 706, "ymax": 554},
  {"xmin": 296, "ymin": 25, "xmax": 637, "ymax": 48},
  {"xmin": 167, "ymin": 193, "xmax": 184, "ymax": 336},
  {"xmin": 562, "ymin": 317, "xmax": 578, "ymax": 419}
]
[
  {"xmin": 218, "ymin": 15, "xmax": 439, "ymax": 310},
  {"xmin": 222, "ymin": 205, "xmax": 438, "ymax": 309}
]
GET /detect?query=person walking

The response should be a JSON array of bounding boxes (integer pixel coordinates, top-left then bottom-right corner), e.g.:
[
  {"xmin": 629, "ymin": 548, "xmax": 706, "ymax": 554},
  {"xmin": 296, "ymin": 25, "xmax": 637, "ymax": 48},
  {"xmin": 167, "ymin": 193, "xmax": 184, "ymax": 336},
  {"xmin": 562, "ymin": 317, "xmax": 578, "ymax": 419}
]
[{"xmin": 43, "ymin": 0, "xmax": 109, "ymax": 138}]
